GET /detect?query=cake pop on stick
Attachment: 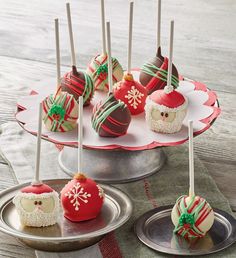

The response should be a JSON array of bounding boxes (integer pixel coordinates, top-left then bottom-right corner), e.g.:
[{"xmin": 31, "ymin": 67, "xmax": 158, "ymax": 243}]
[
  {"xmin": 139, "ymin": 0, "xmax": 179, "ymax": 94},
  {"xmin": 113, "ymin": 1, "xmax": 147, "ymax": 115},
  {"xmin": 13, "ymin": 103, "xmax": 59, "ymax": 227},
  {"xmin": 61, "ymin": 97, "xmax": 105, "ymax": 222},
  {"xmin": 145, "ymin": 21, "xmax": 187, "ymax": 134},
  {"xmin": 42, "ymin": 18, "xmax": 78, "ymax": 132},
  {"xmin": 91, "ymin": 21, "xmax": 131, "ymax": 137},
  {"xmin": 86, "ymin": 0, "xmax": 123, "ymax": 91},
  {"xmin": 171, "ymin": 121, "xmax": 214, "ymax": 239},
  {"xmin": 61, "ymin": 3, "xmax": 94, "ymax": 105}
]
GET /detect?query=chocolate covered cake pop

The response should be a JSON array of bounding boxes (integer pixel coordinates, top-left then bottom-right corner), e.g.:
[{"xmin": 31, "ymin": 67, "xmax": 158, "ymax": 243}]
[
  {"xmin": 145, "ymin": 85, "xmax": 187, "ymax": 133},
  {"xmin": 139, "ymin": 47, "xmax": 179, "ymax": 95},
  {"xmin": 61, "ymin": 173, "xmax": 104, "ymax": 222},
  {"xmin": 61, "ymin": 66, "xmax": 94, "ymax": 106},
  {"xmin": 87, "ymin": 54, "xmax": 123, "ymax": 92},
  {"xmin": 92, "ymin": 93, "xmax": 131, "ymax": 137},
  {"xmin": 113, "ymin": 73, "xmax": 147, "ymax": 115},
  {"xmin": 42, "ymin": 90, "xmax": 78, "ymax": 132},
  {"xmin": 13, "ymin": 183, "xmax": 59, "ymax": 227}
]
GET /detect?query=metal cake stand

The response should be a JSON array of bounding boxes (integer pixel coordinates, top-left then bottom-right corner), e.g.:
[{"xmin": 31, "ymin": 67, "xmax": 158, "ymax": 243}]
[{"xmin": 58, "ymin": 146, "xmax": 167, "ymax": 184}]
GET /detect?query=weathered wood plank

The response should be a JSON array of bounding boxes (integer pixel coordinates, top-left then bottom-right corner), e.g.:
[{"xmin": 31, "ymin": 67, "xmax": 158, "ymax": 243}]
[{"xmin": 0, "ymin": 0, "xmax": 235, "ymax": 92}]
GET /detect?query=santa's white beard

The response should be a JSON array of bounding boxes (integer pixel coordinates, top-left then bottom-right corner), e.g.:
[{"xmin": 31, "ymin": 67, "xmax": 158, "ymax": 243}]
[
  {"xmin": 17, "ymin": 207, "xmax": 58, "ymax": 227},
  {"xmin": 145, "ymin": 104, "xmax": 187, "ymax": 134}
]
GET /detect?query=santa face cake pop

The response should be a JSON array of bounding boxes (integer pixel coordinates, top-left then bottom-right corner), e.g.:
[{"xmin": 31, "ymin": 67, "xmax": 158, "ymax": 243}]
[
  {"xmin": 91, "ymin": 93, "xmax": 131, "ymax": 137},
  {"xmin": 87, "ymin": 54, "xmax": 123, "ymax": 92},
  {"xmin": 139, "ymin": 47, "xmax": 179, "ymax": 95},
  {"xmin": 61, "ymin": 66, "xmax": 94, "ymax": 106},
  {"xmin": 171, "ymin": 195, "xmax": 214, "ymax": 239},
  {"xmin": 61, "ymin": 173, "xmax": 104, "ymax": 222},
  {"xmin": 145, "ymin": 85, "xmax": 187, "ymax": 133},
  {"xmin": 13, "ymin": 183, "xmax": 59, "ymax": 227},
  {"xmin": 113, "ymin": 73, "xmax": 147, "ymax": 115},
  {"xmin": 42, "ymin": 91, "xmax": 78, "ymax": 132}
]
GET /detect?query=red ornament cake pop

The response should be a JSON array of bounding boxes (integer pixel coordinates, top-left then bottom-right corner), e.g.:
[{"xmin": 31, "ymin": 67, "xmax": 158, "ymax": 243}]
[
  {"xmin": 61, "ymin": 173, "xmax": 104, "ymax": 222},
  {"xmin": 113, "ymin": 73, "xmax": 147, "ymax": 115}
]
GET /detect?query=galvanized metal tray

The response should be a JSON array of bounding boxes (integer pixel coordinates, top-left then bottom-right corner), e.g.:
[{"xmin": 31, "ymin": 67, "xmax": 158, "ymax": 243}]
[
  {"xmin": 134, "ymin": 205, "xmax": 236, "ymax": 256},
  {"xmin": 0, "ymin": 179, "xmax": 133, "ymax": 252}
]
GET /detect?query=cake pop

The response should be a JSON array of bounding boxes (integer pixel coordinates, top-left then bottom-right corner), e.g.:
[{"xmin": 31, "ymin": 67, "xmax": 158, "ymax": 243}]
[
  {"xmin": 139, "ymin": 0, "xmax": 179, "ymax": 95},
  {"xmin": 13, "ymin": 104, "xmax": 59, "ymax": 227},
  {"xmin": 145, "ymin": 21, "xmax": 187, "ymax": 134},
  {"xmin": 91, "ymin": 22, "xmax": 131, "ymax": 137},
  {"xmin": 87, "ymin": 54, "xmax": 123, "ymax": 92},
  {"xmin": 171, "ymin": 121, "xmax": 214, "ymax": 239},
  {"xmin": 42, "ymin": 90, "xmax": 78, "ymax": 132},
  {"xmin": 61, "ymin": 97, "xmax": 104, "ymax": 222},
  {"xmin": 61, "ymin": 3, "xmax": 94, "ymax": 105},
  {"xmin": 86, "ymin": 0, "xmax": 123, "ymax": 91},
  {"xmin": 42, "ymin": 19, "xmax": 78, "ymax": 132},
  {"xmin": 113, "ymin": 2, "xmax": 147, "ymax": 115},
  {"xmin": 61, "ymin": 173, "xmax": 104, "ymax": 222},
  {"xmin": 92, "ymin": 93, "xmax": 131, "ymax": 137}
]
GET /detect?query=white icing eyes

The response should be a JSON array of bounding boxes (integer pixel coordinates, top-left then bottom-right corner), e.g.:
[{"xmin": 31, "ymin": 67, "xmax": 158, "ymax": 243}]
[
  {"xmin": 20, "ymin": 197, "xmax": 55, "ymax": 213},
  {"xmin": 151, "ymin": 109, "xmax": 176, "ymax": 122}
]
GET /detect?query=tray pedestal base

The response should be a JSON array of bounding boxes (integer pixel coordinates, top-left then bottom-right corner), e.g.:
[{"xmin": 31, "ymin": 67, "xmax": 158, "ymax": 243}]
[{"xmin": 58, "ymin": 146, "xmax": 166, "ymax": 184}]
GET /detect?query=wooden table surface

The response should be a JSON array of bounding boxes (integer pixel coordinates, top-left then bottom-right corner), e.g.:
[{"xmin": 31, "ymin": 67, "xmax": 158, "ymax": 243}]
[{"xmin": 0, "ymin": 0, "xmax": 235, "ymax": 257}]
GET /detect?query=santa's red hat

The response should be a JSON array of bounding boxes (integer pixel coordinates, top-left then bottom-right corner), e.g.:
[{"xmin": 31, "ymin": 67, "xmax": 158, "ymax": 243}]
[{"xmin": 148, "ymin": 85, "xmax": 187, "ymax": 112}]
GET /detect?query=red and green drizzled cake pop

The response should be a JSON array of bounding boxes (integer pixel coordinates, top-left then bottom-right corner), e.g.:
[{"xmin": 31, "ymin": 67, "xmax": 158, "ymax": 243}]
[
  {"xmin": 42, "ymin": 19, "xmax": 78, "ymax": 132},
  {"xmin": 91, "ymin": 22, "xmax": 131, "ymax": 137},
  {"xmin": 86, "ymin": 0, "xmax": 123, "ymax": 91},
  {"xmin": 139, "ymin": 0, "xmax": 179, "ymax": 95},
  {"xmin": 61, "ymin": 3, "xmax": 94, "ymax": 106},
  {"xmin": 171, "ymin": 121, "xmax": 214, "ymax": 239}
]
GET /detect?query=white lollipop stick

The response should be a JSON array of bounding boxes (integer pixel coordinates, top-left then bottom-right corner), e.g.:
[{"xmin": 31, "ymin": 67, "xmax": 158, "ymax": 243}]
[
  {"xmin": 55, "ymin": 18, "xmax": 61, "ymax": 88},
  {"xmin": 188, "ymin": 120, "xmax": 195, "ymax": 197},
  {"xmin": 127, "ymin": 1, "xmax": 134, "ymax": 74},
  {"xmin": 106, "ymin": 21, "xmax": 113, "ymax": 93},
  {"xmin": 157, "ymin": 0, "xmax": 161, "ymax": 49},
  {"xmin": 78, "ymin": 96, "xmax": 83, "ymax": 172},
  {"xmin": 66, "ymin": 3, "xmax": 76, "ymax": 67},
  {"xmin": 32, "ymin": 103, "xmax": 43, "ymax": 185},
  {"xmin": 167, "ymin": 20, "xmax": 174, "ymax": 88},
  {"xmin": 101, "ymin": 0, "xmax": 106, "ymax": 55}
]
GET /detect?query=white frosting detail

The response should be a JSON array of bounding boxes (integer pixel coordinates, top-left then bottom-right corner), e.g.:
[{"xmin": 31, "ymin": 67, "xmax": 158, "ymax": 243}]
[
  {"xmin": 97, "ymin": 184, "xmax": 105, "ymax": 198},
  {"xmin": 124, "ymin": 86, "xmax": 144, "ymax": 109},
  {"xmin": 164, "ymin": 85, "xmax": 174, "ymax": 94},
  {"xmin": 145, "ymin": 97, "xmax": 188, "ymax": 134},
  {"xmin": 64, "ymin": 182, "xmax": 91, "ymax": 211},
  {"xmin": 13, "ymin": 191, "xmax": 59, "ymax": 227}
]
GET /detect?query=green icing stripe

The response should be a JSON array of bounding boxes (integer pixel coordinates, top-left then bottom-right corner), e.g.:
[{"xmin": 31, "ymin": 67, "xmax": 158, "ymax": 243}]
[
  {"xmin": 92, "ymin": 94, "xmax": 125, "ymax": 132},
  {"xmin": 82, "ymin": 72, "xmax": 94, "ymax": 103},
  {"xmin": 141, "ymin": 62, "xmax": 179, "ymax": 88}
]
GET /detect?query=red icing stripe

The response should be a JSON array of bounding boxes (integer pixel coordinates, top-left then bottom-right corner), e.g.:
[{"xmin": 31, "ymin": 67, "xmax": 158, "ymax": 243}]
[{"xmin": 106, "ymin": 116, "xmax": 128, "ymax": 127}]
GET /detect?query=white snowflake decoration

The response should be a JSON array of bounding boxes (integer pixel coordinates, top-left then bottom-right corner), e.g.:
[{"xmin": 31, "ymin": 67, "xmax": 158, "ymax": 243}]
[
  {"xmin": 97, "ymin": 185, "xmax": 104, "ymax": 198},
  {"xmin": 65, "ymin": 182, "xmax": 91, "ymax": 211},
  {"xmin": 125, "ymin": 86, "xmax": 144, "ymax": 109}
]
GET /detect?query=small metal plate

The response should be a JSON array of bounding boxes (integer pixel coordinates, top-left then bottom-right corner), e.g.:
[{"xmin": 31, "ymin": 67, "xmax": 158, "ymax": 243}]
[
  {"xmin": 134, "ymin": 205, "xmax": 236, "ymax": 256},
  {"xmin": 0, "ymin": 179, "xmax": 132, "ymax": 252},
  {"xmin": 58, "ymin": 146, "xmax": 166, "ymax": 184}
]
